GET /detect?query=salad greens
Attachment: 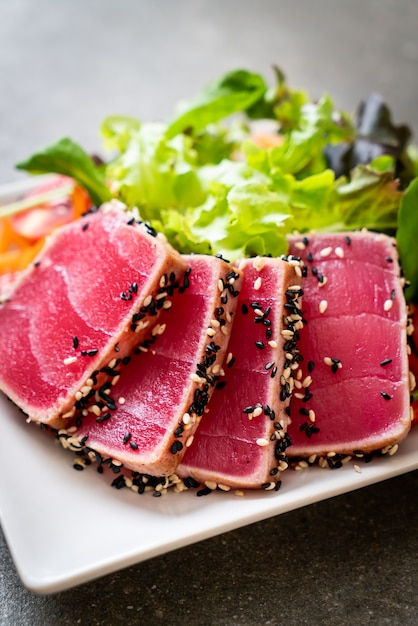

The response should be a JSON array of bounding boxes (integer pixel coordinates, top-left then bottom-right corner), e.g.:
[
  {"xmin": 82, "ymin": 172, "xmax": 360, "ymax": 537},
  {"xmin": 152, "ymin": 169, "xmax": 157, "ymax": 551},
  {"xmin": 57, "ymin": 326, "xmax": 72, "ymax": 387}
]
[
  {"xmin": 15, "ymin": 67, "xmax": 418, "ymax": 300},
  {"xmin": 16, "ymin": 137, "xmax": 112, "ymax": 207}
]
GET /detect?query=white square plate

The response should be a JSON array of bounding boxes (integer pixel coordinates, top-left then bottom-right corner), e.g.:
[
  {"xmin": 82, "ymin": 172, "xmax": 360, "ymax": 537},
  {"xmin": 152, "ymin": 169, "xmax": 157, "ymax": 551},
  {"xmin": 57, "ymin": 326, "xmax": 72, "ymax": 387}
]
[{"xmin": 1, "ymin": 179, "xmax": 417, "ymax": 594}]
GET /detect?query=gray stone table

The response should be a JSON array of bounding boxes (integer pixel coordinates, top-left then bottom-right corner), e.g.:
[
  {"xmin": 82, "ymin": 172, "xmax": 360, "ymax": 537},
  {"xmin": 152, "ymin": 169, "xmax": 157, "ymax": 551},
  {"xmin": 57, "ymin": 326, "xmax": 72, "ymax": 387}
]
[{"xmin": 1, "ymin": 1, "xmax": 418, "ymax": 624}]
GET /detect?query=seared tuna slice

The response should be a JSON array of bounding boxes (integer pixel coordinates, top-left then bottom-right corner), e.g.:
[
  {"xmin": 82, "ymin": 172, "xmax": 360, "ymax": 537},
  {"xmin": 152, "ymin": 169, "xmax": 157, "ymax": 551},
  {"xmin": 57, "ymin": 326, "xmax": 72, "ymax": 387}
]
[
  {"xmin": 287, "ymin": 231, "xmax": 411, "ymax": 459},
  {"xmin": 177, "ymin": 256, "xmax": 303, "ymax": 490},
  {"xmin": 69, "ymin": 255, "xmax": 242, "ymax": 476},
  {"xmin": 0, "ymin": 202, "xmax": 186, "ymax": 427},
  {"xmin": 406, "ymin": 304, "xmax": 418, "ymax": 425}
]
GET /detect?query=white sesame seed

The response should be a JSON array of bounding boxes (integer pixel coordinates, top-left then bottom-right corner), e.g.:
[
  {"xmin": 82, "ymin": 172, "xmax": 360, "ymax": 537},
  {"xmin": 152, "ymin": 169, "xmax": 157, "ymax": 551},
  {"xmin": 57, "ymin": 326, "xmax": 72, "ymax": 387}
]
[
  {"xmin": 253, "ymin": 256, "xmax": 265, "ymax": 271},
  {"xmin": 281, "ymin": 329, "xmax": 294, "ymax": 339},
  {"xmin": 226, "ymin": 352, "xmax": 234, "ymax": 364},
  {"xmin": 190, "ymin": 373, "xmax": 206, "ymax": 384},
  {"xmin": 253, "ymin": 406, "xmax": 263, "ymax": 418},
  {"xmin": 186, "ymin": 435, "xmax": 194, "ymax": 448},
  {"xmin": 111, "ymin": 375, "xmax": 120, "ymax": 386},
  {"xmin": 335, "ymin": 246, "xmax": 344, "ymax": 258},
  {"xmin": 235, "ymin": 490, "xmax": 245, "ymax": 497},
  {"xmin": 221, "ymin": 325, "xmax": 229, "ymax": 335},
  {"xmin": 308, "ymin": 454, "xmax": 317, "ymax": 464},
  {"xmin": 75, "ymin": 391, "xmax": 83, "ymax": 401},
  {"xmin": 254, "ymin": 276, "xmax": 262, "ymax": 290},
  {"xmin": 354, "ymin": 464, "xmax": 362, "ymax": 474},
  {"xmin": 388, "ymin": 444, "xmax": 399, "ymax": 456},
  {"xmin": 256, "ymin": 438, "xmax": 269, "ymax": 447},
  {"xmin": 155, "ymin": 291, "xmax": 167, "ymax": 300},
  {"xmin": 211, "ymin": 319, "xmax": 220, "ymax": 327},
  {"xmin": 303, "ymin": 375, "xmax": 313, "ymax": 388},
  {"xmin": 63, "ymin": 356, "xmax": 77, "ymax": 365},
  {"xmin": 206, "ymin": 328, "xmax": 216, "ymax": 337},
  {"xmin": 319, "ymin": 300, "xmax": 328, "ymax": 314},
  {"xmin": 143, "ymin": 295, "xmax": 152, "ymax": 307},
  {"xmin": 217, "ymin": 279, "xmax": 224, "ymax": 292},
  {"xmin": 163, "ymin": 300, "xmax": 172, "ymax": 310},
  {"xmin": 323, "ymin": 357, "xmax": 333, "ymax": 366},
  {"xmin": 218, "ymin": 483, "xmax": 231, "ymax": 491},
  {"xmin": 319, "ymin": 246, "xmax": 332, "ymax": 257},
  {"xmin": 294, "ymin": 241, "xmax": 306, "ymax": 250},
  {"xmin": 118, "ymin": 397, "xmax": 126, "ymax": 405},
  {"xmin": 308, "ymin": 409, "xmax": 316, "ymax": 422},
  {"xmin": 294, "ymin": 265, "xmax": 302, "ymax": 277},
  {"xmin": 384, "ymin": 299, "xmax": 393, "ymax": 312},
  {"xmin": 183, "ymin": 413, "xmax": 191, "ymax": 424}
]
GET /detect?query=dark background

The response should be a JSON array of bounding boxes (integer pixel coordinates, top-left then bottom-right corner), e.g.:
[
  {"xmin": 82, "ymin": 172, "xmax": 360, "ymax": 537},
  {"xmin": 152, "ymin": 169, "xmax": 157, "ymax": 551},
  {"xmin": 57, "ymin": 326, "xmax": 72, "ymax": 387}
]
[{"xmin": 1, "ymin": 1, "xmax": 418, "ymax": 624}]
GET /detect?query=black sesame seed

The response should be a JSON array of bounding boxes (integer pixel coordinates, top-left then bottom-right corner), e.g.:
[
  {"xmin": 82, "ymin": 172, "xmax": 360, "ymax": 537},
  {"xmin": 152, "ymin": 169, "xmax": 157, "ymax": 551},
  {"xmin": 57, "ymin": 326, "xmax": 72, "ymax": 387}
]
[
  {"xmin": 307, "ymin": 360, "xmax": 315, "ymax": 372},
  {"xmin": 170, "ymin": 440, "xmax": 183, "ymax": 454},
  {"xmin": 227, "ymin": 356, "xmax": 236, "ymax": 368},
  {"xmin": 215, "ymin": 381, "xmax": 227, "ymax": 390},
  {"xmin": 196, "ymin": 487, "xmax": 212, "ymax": 497},
  {"xmin": 243, "ymin": 405, "xmax": 255, "ymax": 414},
  {"xmin": 82, "ymin": 222, "xmax": 89, "ymax": 231},
  {"xmin": 380, "ymin": 358, "xmax": 392, "ymax": 367},
  {"xmin": 255, "ymin": 341, "xmax": 265, "ymax": 350},
  {"xmin": 184, "ymin": 476, "xmax": 201, "ymax": 489},
  {"xmin": 306, "ymin": 252, "xmax": 313, "ymax": 263},
  {"xmin": 345, "ymin": 236, "xmax": 351, "ymax": 245},
  {"xmin": 385, "ymin": 256, "xmax": 393, "ymax": 263},
  {"xmin": 123, "ymin": 432, "xmax": 131, "ymax": 444},
  {"xmin": 96, "ymin": 412, "xmax": 111, "ymax": 424},
  {"xmin": 72, "ymin": 336, "xmax": 79, "ymax": 349},
  {"xmin": 380, "ymin": 391, "xmax": 392, "ymax": 400},
  {"xmin": 129, "ymin": 441, "xmax": 138, "ymax": 450}
]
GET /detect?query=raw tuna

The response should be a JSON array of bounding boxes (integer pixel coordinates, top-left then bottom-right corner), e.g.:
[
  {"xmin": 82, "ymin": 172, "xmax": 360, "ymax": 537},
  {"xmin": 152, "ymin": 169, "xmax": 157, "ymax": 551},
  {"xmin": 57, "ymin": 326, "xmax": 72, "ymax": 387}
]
[
  {"xmin": 0, "ymin": 202, "xmax": 186, "ymax": 428},
  {"xmin": 287, "ymin": 231, "xmax": 411, "ymax": 460},
  {"xmin": 177, "ymin": 256, "xmax": 303, "ymax": 490},
  {"xmin": 63, "ymin": 255, "xmax": 242, "ymax": 476}
]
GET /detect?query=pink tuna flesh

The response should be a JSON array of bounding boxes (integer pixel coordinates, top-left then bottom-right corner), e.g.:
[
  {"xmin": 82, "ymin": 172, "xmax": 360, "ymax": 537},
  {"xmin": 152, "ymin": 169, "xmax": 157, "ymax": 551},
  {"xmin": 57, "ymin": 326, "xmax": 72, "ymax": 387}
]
[
  {"xmin": 178, "ymin": 256, "xmax": 303, "ymax": 490},
  {"xmin": 0, "ymin": 203, "xmax": 186, "ymax": 427},
  {"xmin": 72, "ymin": 255, "xmax": 242, "ymax": 476},
  {"xmin": 287, "ymin": 231, "xmax": 410, "ymax": 458}
]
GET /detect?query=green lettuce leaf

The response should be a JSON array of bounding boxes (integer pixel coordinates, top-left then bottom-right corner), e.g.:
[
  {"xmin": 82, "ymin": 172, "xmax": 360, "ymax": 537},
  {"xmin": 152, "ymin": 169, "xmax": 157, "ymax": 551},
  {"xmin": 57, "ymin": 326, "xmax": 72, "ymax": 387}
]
[
  {"xmin": 166, "ymin": 69, "xmax": 267, "ymax": 139},
  {"xmin": 397, "ymin": 177, "xmax": 418, "ymax": 302},
  {"xmin": 16, "ymin": 137, "xmax": 112, "ymax": 206}
]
